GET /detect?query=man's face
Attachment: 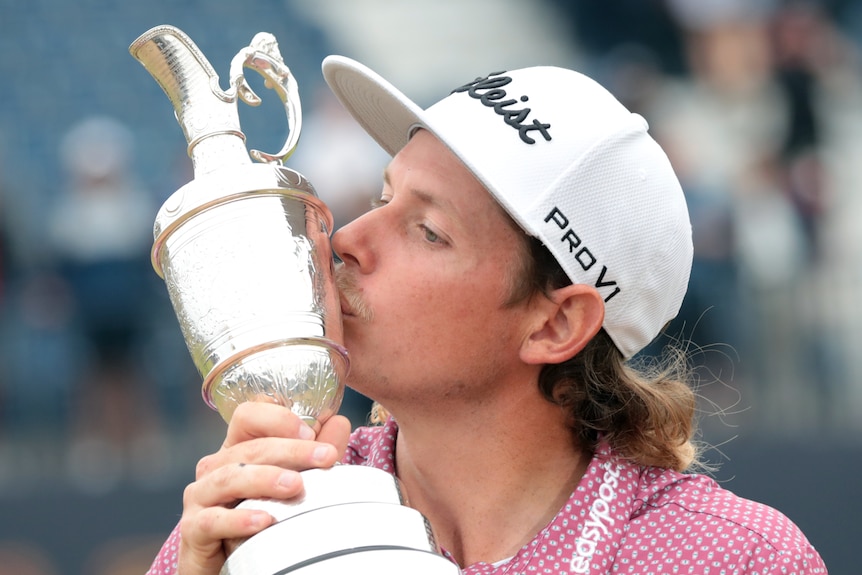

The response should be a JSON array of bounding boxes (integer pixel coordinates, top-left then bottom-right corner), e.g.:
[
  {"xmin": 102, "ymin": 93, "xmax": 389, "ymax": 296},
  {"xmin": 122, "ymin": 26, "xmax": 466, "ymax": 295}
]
[{"xmin": 331, "ymin": 130, "xmax": 537, "ymax": 410}]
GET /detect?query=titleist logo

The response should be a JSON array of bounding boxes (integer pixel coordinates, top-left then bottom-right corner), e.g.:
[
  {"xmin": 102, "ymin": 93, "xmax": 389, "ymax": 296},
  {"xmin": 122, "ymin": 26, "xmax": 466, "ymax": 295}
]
[{"xmin": 451, "ymin": 72, "xmax": 552, "ymax": 144}]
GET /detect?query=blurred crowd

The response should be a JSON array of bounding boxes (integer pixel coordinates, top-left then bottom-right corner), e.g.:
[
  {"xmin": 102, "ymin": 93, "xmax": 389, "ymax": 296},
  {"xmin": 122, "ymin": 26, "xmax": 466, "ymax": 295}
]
[
  {"xmin": 1, "ymin": 0, "xmax": 861, "ymax": 497},
  {"xmin": 553, "ymin": 0, "xmax": 862, "ymax": 441},
  {"xmin": 0, "ymin": 115, "xmax": 200, "ymax": 494}
]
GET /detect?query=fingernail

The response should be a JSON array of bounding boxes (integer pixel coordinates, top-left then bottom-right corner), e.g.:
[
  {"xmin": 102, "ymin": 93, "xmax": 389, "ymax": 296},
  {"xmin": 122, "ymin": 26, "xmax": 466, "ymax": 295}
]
[
  {"xmin": 249, "ymin": 511, "xmax": 272, "ymax": 528},
  {"xmin": 312, "ymin": 445, "xmax": 332, "ymax": 464},
  {"xmin": 277, "ymin": 470, "xmax": 298, "ymax": 488},
  {"xmin": 298, "ymin": 424, "xmax": 315, "ymax": 440}
]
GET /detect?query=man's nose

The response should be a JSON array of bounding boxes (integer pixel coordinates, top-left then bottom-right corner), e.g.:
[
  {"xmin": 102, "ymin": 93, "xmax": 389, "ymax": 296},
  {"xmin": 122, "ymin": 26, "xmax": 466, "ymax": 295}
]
[{"xmin": 331, "ymin": 210, "xmax": 377, "ymax": 273}]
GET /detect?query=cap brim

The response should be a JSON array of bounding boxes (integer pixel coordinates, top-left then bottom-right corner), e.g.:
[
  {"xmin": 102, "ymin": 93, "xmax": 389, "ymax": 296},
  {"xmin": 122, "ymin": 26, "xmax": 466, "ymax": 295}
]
[
  {"xmin": 321, "ymin": 55, "xmax": 539, "ymax": 243},
  {"xmin": 322, "ymin": 55, "xmax": 426, "ymax": 158}
]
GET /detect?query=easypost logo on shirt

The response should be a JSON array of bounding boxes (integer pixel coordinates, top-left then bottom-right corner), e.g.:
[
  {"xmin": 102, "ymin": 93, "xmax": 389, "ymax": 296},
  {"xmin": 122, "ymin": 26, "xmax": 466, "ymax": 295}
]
[{"xmin": 570, "ymin": 460, "xmax": 621, "ymax": 573}]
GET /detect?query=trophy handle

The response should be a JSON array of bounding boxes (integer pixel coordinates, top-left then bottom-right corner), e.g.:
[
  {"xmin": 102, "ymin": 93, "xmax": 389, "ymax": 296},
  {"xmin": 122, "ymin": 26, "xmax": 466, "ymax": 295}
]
[
  {"xmin": 229, "ymin": 32, "xmax": 302, "ymax": 165},
  {"xmin": 131, "ymin": 25, "xmax": 302, "ymax": 173}
]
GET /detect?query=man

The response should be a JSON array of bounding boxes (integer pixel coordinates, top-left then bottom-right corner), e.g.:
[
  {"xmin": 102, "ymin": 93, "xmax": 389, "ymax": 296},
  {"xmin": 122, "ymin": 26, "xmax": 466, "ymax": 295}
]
[{"xmin": 147, "ymin": 56, "xmax": 827, "ymax": 574}]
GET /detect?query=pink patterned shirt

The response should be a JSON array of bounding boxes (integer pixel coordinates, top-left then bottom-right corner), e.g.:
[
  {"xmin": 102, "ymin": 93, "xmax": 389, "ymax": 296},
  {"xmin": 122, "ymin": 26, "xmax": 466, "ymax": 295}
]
[{"xmin": 147, "ymin": 419, "xmax": 827, "ymax": 574}]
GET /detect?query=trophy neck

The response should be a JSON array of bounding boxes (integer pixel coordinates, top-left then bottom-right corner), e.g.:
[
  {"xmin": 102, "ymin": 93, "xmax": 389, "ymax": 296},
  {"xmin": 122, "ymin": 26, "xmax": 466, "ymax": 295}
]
[{"xmin": 189, "ymin": 133, "xmax": 252, "ymax": 176}]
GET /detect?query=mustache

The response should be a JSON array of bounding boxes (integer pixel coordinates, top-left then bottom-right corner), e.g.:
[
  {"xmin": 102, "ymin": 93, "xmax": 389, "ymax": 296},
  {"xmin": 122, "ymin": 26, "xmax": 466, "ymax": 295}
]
[{"xmin": 335, "ymin": 266, "xmax": 373, "ymax": 322}]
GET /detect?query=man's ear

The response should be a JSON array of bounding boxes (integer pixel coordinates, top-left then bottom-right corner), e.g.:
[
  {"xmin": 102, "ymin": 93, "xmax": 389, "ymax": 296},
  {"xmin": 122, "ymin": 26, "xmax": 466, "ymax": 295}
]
[{"xmin": 519, "ymin": 284, "xmax": 605, "ymax": 365}]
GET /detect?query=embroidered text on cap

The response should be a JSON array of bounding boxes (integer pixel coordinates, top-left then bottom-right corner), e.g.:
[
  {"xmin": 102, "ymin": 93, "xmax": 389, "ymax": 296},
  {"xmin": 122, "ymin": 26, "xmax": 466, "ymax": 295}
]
[
  {"xmin": 544, "ymin": 207, "xmax": 621, "ymax": 303},
  {"xmin": 451, "ymin": 72, "xmax": 552, "ymax": 145}
]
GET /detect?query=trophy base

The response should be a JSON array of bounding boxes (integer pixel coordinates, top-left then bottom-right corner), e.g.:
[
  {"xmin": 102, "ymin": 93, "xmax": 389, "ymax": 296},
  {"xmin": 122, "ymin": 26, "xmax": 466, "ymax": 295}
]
[
  {"xmin": 278, "ymin": 547, "xmax": 460, "ymax": 574},
  {"xmin": 221, "ymin": 466, "xmax": 460, "ymax": 575}
]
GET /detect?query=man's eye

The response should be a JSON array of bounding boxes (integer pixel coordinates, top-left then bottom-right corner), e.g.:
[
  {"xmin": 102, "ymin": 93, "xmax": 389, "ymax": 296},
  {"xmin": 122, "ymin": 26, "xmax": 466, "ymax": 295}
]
[
  {"xmin": 370, "ymin": 197, "xmax": 390, "ymax": 210},
  {"xmin": 422, "ymin": 225, "xmax": 440, "ymax": 243}
]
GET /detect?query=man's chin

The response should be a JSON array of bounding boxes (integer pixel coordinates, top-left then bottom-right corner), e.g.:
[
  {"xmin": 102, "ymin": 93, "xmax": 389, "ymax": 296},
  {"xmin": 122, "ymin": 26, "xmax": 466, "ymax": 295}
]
[{"xmin": 340, "ymin": 368, "xmax": 377, "ymax": 402}]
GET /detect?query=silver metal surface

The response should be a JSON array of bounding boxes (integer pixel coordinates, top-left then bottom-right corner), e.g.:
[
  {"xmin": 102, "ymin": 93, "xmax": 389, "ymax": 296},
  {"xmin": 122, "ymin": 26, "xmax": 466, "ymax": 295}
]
[{"xmin": 129, "ymin": 26, "xmax": 347, "ymax": 426}]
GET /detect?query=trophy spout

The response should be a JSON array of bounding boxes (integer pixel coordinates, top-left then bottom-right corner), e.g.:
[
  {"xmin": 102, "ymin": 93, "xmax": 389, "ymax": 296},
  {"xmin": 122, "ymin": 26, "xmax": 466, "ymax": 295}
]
[
  {"xmin": 130, "ymin": 25, "xmax": 249, "ymax": 175},
  {"xmin": 130, "ymin": 25, "xmax": 302, "ymax": 175}
]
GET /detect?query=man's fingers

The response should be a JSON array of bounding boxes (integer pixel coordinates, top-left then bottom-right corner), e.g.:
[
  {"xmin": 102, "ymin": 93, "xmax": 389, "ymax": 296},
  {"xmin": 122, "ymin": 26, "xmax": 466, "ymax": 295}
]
[
  {"xmin": 187, "ymin": 461, "xmax": 304, "ymax": 508},
  {"xmin": 181, "ymin": 505, "xmax": 275, "ymax": 546},
  {"xmin": 178, "ymin": 506, "xmax": 276, "ymax": 574},
  {"xmin": 317, "ymin": 414, "xmax": 352, "ymax": 460},
  {"xmin": 197, "ymin": 433, "xmax": 342, "ymax": 479},
  {"xmin": 222, "ymin": 402, "xmax": 313, "ymax": 448},
  {"xmin": 173, "ymin": 404, "xmax": 349, "ymax": 575}
]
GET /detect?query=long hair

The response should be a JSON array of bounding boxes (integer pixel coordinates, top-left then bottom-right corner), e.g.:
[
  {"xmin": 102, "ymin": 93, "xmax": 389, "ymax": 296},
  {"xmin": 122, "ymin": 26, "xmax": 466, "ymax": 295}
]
[{"xmin": 514, "ymin": 234, "xmax": 699, "ymax": 471}]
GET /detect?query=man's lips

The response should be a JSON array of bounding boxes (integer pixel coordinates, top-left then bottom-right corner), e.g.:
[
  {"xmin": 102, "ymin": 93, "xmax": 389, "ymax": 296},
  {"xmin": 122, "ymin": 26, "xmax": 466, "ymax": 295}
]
[
  {"xmin": 335, "ymin": 269, "xmax": 371, "ymax": 321},
  {"xmin": 340, "ymin": 297, "xmax": 355, "ymax": 317}
]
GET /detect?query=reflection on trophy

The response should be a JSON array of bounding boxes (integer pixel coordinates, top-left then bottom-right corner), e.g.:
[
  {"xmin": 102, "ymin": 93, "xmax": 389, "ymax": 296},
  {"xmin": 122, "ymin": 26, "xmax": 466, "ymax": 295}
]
[{"xmin": 130, "ymin": 26, "xmax": 460, "ymax": 574}]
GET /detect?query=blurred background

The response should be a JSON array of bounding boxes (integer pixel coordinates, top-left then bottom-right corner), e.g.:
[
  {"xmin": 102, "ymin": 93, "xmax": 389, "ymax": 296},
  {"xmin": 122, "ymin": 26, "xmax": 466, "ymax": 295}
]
[{"xmin": 0, "ymin": 0, "xmax": 859, "ymax": 573}]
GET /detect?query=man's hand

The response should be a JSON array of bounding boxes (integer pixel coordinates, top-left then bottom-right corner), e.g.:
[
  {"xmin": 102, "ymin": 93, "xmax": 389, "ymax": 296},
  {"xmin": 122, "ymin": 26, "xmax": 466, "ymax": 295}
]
[{"xmin": 176, "ymin": 402, "xmax": 351, "ymax": 575}]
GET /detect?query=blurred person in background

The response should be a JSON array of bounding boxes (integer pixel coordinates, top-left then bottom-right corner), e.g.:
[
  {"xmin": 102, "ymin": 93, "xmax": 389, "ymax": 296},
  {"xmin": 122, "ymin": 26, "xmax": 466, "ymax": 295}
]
[
  {"xmin": 145, "ymin": 55, "xmax": 826, "ymax": 574},
  {"xmin": 764, "ymin": 0, "xmax": 857, "ymax": 428},
  {"xmin": 771, "ymin": 1, "xmax": 834, "ymax": 264},
  {"xmin": 629, "ymin": 0, "xmax": 855, "ymax": 432},
  {"xmin": 46, "ymin": 115, "xmax": 165, "ymax": 490},
  {"xmin": 0, "ymin": 157, "xmax": 86, "ymax": 455},
  {"xmin": 0, "ymin": 180, "xmax": 9, "ymax": 308}
]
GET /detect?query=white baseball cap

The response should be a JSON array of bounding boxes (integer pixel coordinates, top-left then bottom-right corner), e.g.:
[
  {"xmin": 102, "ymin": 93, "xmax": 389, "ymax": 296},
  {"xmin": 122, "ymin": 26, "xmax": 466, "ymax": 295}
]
[{"xmin": 322, "ymin": 55, "xmax": 692, "ymax": 359}]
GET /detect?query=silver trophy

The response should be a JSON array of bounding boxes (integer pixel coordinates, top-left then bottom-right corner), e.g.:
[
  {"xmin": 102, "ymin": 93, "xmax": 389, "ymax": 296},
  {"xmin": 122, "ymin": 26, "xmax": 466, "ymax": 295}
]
[{"xmin": 130, "ymin": 26, "xmax": 460, "ymax": 574}]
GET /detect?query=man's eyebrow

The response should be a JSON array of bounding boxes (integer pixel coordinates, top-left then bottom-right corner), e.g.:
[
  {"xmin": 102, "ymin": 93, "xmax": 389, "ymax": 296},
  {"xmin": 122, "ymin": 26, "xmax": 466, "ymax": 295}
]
[
  {"xmin": 382, "ymin": 167, "xmax": 457, "ymax": 213},
  {"xmin": 410, "ymin": 188, "xmax": 451, "ymax": 212}
]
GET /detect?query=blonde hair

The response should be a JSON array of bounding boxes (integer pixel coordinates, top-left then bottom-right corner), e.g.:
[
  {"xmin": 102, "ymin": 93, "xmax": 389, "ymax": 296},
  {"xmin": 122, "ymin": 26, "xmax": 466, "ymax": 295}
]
[
  {"xmin": 518, "ymin": 230, "xmax": 699, "ymax": 471},
  {"xmin": 541, "ymin": 329, "xmax": 698, "ymax": 471}
]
